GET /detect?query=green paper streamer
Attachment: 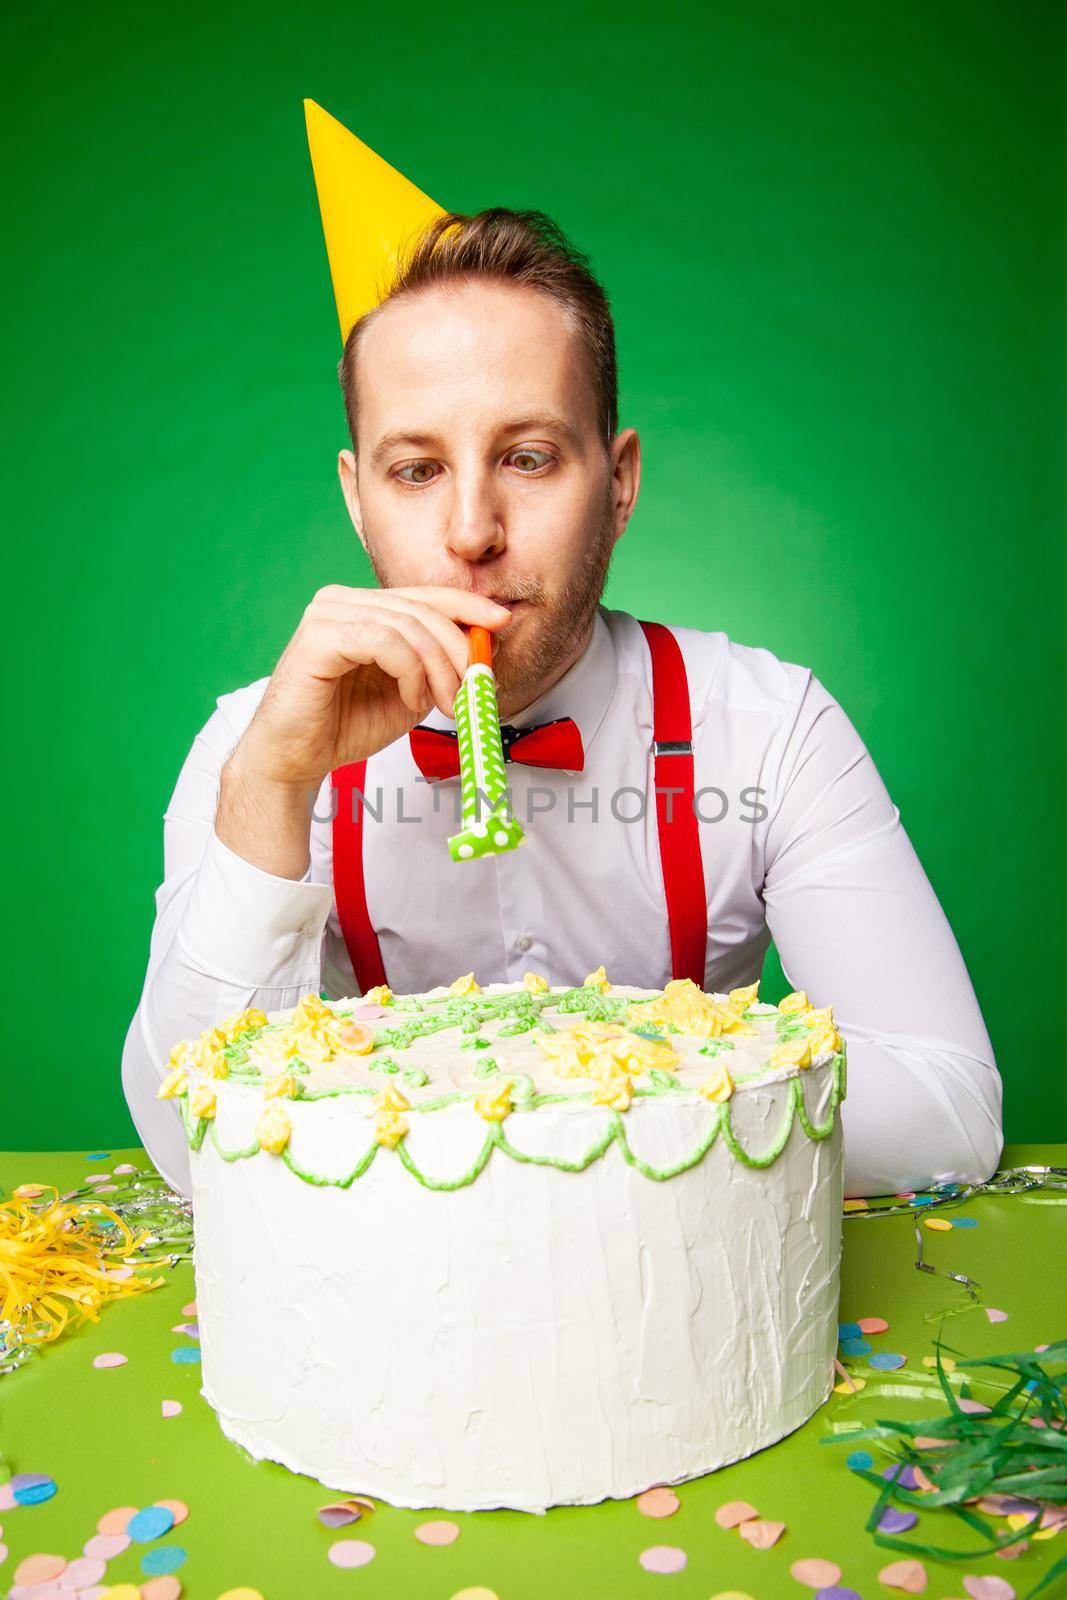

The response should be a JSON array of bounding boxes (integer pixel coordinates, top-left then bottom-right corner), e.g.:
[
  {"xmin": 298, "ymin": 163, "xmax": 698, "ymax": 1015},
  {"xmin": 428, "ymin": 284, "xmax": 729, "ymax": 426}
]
[{"xmin": 448, "ymin": 663, "xmax": 524, "ymax": 862}]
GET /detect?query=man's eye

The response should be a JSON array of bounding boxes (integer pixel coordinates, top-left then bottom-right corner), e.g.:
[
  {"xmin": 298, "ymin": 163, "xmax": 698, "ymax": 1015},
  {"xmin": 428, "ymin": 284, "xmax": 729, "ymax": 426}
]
[
  {"xmin": 395, "ymin": 461, "xmax": 439, "ymax": 485},
  {"xmin": 508, "ymin": 449, "xmax": 553, "ymax": 472}
]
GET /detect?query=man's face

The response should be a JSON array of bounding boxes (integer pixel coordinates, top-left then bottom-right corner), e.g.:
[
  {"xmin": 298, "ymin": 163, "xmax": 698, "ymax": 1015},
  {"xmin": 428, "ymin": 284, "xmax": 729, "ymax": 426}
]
[{"xmin": 338, "ymin": 280, "xmax": 640, "ymax": 713}]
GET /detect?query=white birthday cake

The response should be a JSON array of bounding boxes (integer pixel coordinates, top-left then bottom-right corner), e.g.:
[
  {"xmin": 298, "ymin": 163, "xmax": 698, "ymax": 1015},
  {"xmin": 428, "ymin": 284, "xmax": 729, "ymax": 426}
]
[{"xmin": 159, "ymin": 972, "xmax": 846, "ymax": 1512}]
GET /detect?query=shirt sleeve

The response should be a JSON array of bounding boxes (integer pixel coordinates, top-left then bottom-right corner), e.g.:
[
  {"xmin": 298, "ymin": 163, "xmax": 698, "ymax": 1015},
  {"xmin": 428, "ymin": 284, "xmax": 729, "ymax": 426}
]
[
  {"xmin": 761, "ymin": 671, "xmax": 1003, "ymax": 1197},
  {"xmin": 120, "ymin": 686, "xmax": 334, "ymax": 1197}
]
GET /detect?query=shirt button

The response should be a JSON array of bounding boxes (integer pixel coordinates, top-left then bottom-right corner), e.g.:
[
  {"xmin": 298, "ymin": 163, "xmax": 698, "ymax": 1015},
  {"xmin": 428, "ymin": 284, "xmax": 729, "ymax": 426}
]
[
  {"xmin": 301, "ymin": 920, "xmax": 320, "ymax": 938},
  {"xmin": 517, "ymin": 935, "xmax": 533, "ymax": 952}
]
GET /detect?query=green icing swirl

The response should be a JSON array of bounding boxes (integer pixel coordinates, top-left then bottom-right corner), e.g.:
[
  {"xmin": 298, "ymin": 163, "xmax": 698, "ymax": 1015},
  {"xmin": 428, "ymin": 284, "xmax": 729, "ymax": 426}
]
[{"xmin": 186, "ymin": 1052, "xmax": 846, "ymax": 1191}]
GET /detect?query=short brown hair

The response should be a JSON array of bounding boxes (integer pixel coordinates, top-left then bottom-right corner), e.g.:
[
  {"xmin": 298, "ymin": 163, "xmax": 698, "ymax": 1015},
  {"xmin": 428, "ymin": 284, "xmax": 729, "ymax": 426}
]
[{"xmin": 338, "ymin": 207, "xmax": 618, "ymax": 456}]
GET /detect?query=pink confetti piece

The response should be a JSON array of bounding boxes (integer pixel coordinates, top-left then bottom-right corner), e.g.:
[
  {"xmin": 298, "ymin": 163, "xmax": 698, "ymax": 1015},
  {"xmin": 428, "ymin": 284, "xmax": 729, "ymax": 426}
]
[
  {"xmin": 59, "ymin": 1555, "xmax": 106, "ymax": 1587},
  {"xmin": 715, "ymin": 1500, "xmax": 760, "ymax": 1529},
  {"xmin": 985, "ymin": 1308, "xmax": 1009, "ymax": 1323},
  {"xmin": 92, "ymin": 1352, "xmax": 128, "ymax": 1369},
  {"xmin": 915, "ymin": 1436, "xmax": 955, "ymax": 1449},
  {"xmin": 182, "ymin": 1300, "xmax": 197, "ymax": 1316},
  {"xmin": 957, "ymin": 1398, "xmax": 992, "ymax": 1415},
  {"xmin": 351, "ymin": 1004, "xmax": 391, "ymax": 1020},
  {"xmin": 790, "ymin": 1557, "xmax": 842, "ymax": 1587},
  {"xmin": 0, "ymin": 1542, "xmax": 7, "ymax": 1566},
  {"xmin": 636, "ymin": 1486, "xmax": 680, "ymax": 1519},
  {"xmin": 878, "ymin": 1558, "xmax": 928, "ymax": 1592},
  {"xmin": 962, "ymin": 1577, "xmax": 1015, "ymax": 1600},
  {"xmin": 1036, "ymin": 1343, "xmax": 1050, "ymax": 1352},
  {"xmin": 857, "ymin": 1316, "xmax": 889, "ymax": 1334},
  {"xmin": 161, "ymin": 1400, "xmax": 182, "ymax": 1419},
  {"xmin": 13, "ymin": 1554, "xmax": 67, "ymax": 1586},
  {"xmin": 83, "ymin": 1174, "xmax": 111, "ymax": 1184},
  {"xmin": 639, "ymin": 1545, "xmax": 687, "ymax": 1574},
  {"xmin": 996, "ymin": 1542, "xmax": 1029, "ymax": 1560},
  {"xmin": 328, "ymin": 1539, "xmax": 376, "ymax": 1568},
  {"xmin": 170, "ymin": 1323, "xmax": 199, "ymax": 1338},
  {"xmin": 141, "ymin": 1581, "xmax": 183, "ymax": 1600},
  {"xmin": 0, "ymin": 1484, "xmax": 16, "ymax": 1510},
  {"xmin": 738, "ymin": 1519, "xmax": 786, "ymax": 1549},
  {"xmin": 105, "ymin": 1266, "xmax": 134, "ymax": 1281},
  {"xmin": 112, "ymin": 1163, "xmax": 138, "ymax": 1175},
  {"xmin": 414, "ymin": 1520, "xmax": 460, "ymax": 1546},
  {"xmin": 83, "ymin": 1533, "xmax": 130, "ymax": 1560}
]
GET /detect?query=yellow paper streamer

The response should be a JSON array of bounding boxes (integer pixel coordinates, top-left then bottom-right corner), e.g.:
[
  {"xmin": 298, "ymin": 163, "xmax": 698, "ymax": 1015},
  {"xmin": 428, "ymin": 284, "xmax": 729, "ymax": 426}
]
[{"xmin": 0, "ymin": 1185, "xmax": 164, "ymax": 1357}]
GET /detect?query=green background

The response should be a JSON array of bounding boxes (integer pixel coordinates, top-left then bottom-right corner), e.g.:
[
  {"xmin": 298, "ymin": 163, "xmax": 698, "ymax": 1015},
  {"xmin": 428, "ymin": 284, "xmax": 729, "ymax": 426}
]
[{"xmin": 3, "ymin": 0, "xmax": 1063, "ymax": 1148}]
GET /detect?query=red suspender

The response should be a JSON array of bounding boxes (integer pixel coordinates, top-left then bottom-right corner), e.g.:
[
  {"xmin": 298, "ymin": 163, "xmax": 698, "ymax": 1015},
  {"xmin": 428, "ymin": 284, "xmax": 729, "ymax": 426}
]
[
  {"xmin": 638, "ymin": 620, "xmax": 708, "ymax": 986},
  {"xmin": 331, "ymin": 759, "xmax": 388, "ymax": 993},
  {"xmin": 331, "ymin": 620, "xmax": 707, "ymax": 993}
]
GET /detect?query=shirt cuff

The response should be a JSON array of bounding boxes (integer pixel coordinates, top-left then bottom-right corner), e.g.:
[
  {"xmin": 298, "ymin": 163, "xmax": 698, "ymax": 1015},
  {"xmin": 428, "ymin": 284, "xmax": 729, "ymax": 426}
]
[{"xmin": 177, "ymin": 827, "xmax": 334, "ymax": 988}]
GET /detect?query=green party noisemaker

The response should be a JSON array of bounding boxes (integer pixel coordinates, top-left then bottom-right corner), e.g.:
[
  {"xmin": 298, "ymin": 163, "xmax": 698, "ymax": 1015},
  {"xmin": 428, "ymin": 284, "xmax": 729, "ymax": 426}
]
[{"xmin": 448, "ymin": 626, "xmax": 525, "ymax": 862}]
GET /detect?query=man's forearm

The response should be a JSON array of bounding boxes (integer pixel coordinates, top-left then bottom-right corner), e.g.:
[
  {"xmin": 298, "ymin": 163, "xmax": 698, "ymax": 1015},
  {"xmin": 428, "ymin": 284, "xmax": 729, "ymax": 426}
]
[{"xmin": 216, "ymin": 749, "xmax": 315, "ymax": 880}]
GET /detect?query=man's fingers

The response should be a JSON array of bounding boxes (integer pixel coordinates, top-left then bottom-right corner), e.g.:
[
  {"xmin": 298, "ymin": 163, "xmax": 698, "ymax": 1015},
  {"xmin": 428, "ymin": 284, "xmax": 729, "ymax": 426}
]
[
  {"xmin": 295, "ymin": 612, "xmax": 460, "ymax": 716},
  {"xmin": 308, "ymin": 593, "xmax": 475, "ymax": 681},
  {"xmin": 313, "ymin": 583, "xmax": 511, "ymax": 628}
]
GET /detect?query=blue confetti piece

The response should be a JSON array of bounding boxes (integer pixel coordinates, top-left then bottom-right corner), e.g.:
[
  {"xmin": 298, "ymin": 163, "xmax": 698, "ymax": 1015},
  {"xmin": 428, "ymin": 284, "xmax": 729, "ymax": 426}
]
[
  {"xmin": 908, "ymin": 1194, "xmax": 935, "ymax": 1207},
  {"xmin": 952, "ymin": 1216, "xmax": 979, "ymax": 1228},
  {"xmin": 840, "ymin": 1337, "xmax": 871, "ymax": 1358},
  {"xmin": 12, "ymin": 1472, "xmax": 57, "ymax": 1505},
  {"xmin": 128, "ymin": 1504, "xmax": 176, "ymax": 1541},
  {"xmin": 141, "ymin": 1545, "xmax": 187, "ymax": 1576},
  {"xmin": 869, "ymin": 1351, "xmax": 907, "ymax": 1371},
  {"xmin": 88, "ymin": 1151, "xmax": 111, "ymax": 1160},
  {"xmin": 171, "ymin": 1346, "xmax": 202, "ymax": 1364},
  {"xmin": 846, "ymin": 1449, "xmax": 873, "ymax": 1472},
  {"xmin": 838, "ymin": 1321, "xmax": 861, "ymax": 1341}
]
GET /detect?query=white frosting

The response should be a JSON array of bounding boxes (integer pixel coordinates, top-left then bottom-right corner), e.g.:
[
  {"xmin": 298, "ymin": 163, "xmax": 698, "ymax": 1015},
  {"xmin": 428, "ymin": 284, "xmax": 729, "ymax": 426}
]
[{"xmin": 188, "ymin": 983, "xmax": 845, "ymax": 1511}]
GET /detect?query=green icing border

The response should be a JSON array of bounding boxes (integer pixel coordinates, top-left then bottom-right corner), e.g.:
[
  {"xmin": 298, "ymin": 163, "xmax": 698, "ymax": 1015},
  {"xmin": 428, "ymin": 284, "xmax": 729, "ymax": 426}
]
[{"xmin": 181, "ymin": 1049, "xmax": 847, "ymax": 1191}]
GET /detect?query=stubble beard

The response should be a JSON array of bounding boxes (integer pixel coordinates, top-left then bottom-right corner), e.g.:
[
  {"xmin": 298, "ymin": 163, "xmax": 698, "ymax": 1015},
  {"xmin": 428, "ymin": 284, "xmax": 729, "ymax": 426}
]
[{"xmin": 363, "ymin": 488, "xmax": 617, "ymax": 717}]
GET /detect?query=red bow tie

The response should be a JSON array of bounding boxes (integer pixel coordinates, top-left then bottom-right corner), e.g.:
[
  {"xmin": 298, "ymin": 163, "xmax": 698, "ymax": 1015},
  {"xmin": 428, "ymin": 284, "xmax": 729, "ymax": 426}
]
[{"xmin": 409, "ymin": 717, "xmax": 585, "ymax": 782}]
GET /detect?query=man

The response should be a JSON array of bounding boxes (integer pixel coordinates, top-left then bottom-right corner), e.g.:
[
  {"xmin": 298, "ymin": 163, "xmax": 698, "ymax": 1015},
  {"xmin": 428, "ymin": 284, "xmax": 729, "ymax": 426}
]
[{"xmin": 122, "ymin": 129, "xmax": 1002, "ymax": 1201}]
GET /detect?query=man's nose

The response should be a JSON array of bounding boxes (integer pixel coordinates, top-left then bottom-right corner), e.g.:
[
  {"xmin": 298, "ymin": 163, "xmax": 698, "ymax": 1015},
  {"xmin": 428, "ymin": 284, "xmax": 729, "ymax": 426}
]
[{"xmin": 442, "ymin": 469, "xmax": 507, "ymax": 564}]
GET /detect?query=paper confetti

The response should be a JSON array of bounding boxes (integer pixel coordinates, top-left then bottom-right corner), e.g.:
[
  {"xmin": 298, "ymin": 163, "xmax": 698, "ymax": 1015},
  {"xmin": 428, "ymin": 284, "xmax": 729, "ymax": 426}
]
[
  {"xmin": 636, "ymin": 1486, "xmax": 680, "ymax": 1518},
  {"xmin": 858, "ymin": 1316, "xmax": 889, "ymax": 1334},
  {"xmin": 161, "ymin": 1400, "xmax": 182, "ymax": 1418},
  {"xmin": 878, "ymin": 1557, "xmax": 928, "ymax": 1591},
  {"xmin": 715, "ymin": 1500, "xmax": 760, "ymax": 1528},
  {"xmin": 328, "ymin": 1538, "xmax": 376, "ymax": 1567},
  {"xmin": 93, "ymin": 1352, "xmax": 128, "ymax": 1369},
  {"xmin": 415, "ymin": 1520, "xmax": 461, "ymax": 1545},
  {"xmin": 639, "ymin": 1545, "xmax": 688, "ymax": 1573},
  {"xmin": 738, "ymin": 1518, "xmax": 786, "ymax": 1548},
  {"xmin": 128, "ymin": 1504, "xmax": 175, "ymax": 1541},
  {"xmin": 790, "ymin": 1558, "xmax": 842, "ymax": 1588},
  {"xmin": 98, "ymin": 1507, "xmax": 137, "ymax": 1536}
]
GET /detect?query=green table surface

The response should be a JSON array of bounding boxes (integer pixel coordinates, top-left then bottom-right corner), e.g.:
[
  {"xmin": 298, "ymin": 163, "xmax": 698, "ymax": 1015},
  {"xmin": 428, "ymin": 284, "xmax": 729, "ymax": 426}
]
[{"xmin": 1, "ymin": 1144, "xmax": 1064, "ymax": 1600}]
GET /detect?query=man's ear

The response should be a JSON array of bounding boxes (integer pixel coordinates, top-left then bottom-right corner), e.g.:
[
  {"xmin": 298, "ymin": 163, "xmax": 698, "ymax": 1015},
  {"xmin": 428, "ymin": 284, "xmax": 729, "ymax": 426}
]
[
  {"xmin": 338, "ymin": 449, "xmax": 368, "ymax": 552},
  {"xmin": 610, "ymin": 427, "xmax": 641, "ymax": 546}
]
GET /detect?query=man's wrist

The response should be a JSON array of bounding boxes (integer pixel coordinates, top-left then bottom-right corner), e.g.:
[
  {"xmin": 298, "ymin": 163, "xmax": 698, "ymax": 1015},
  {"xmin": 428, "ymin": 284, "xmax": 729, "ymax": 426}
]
[{"xmin": 216, "ymin": 748, "xmax": 315, "ymax": 881}]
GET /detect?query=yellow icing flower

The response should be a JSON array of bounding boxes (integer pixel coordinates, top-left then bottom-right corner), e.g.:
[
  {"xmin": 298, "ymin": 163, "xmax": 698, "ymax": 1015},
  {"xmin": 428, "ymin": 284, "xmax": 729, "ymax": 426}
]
[
  {"xmin": 807, "ymin": 1027, "xmax": 843, "ymax": 1059},
  {"xmin": 364, "ymin": 984, "xmax": 393, "ymax": 1006},
  {"xmin": 769, "ymin": 1039, "xmax": 813, "ymax": 1072},
  {"xmin": 522, "ymin": 971, "xmax": 549, "ymax": 994},
  {"xmin": 374, "ymin": 1083, "xmax": 411, "ymax": 1114},
  {"xmin": 728, "ymin": 981, "xmax": 760, "ymax": 1012},
  {"xmin": 256, "ymin": 1101, "xmax": 292, "ymax": 1154},
  {"xmin": 291, "ymin": 993, "xmax": 332, "ymax": 1027},
  {"xmin": 474, "ymin": 1078, "xmax": 514, "ymax": 1122},
  {"xmin": 374, "ymin": 1109, "xmax": 409, "ymax": 1149},
  {"xmin": 583, "ymin": 964, "xmax": 610, "ymax": 991},
  {"xmin": 629, "ymin": 978, "xmax": 757, "ymax": 1039},
  {"xmin": 590, "ymin": 1073, "xmax": 633, "ymax": 1111},
  {"xmin": 167, "ymin": 1039, "xmax": 193, "ymax": 1071},
  {"xmin": 219, "ymin": 1007, "xmax": 269, "ymax": 1041},
  {"xmin": 263, "ymin": 1072, "xmax": 298, "ymax": 1100},
  {"xmin": 805, "ymin": 1005, "xmax": 836, "ymax": 1031},
  {"xmin": 449, "ymin": 972, "xmax": 481, "ymax": 996},
  {"xmin": 157, "ymin": 1067, "xmax": 188, "ymax": 1100},
  {"xmin": 534, "ymin": 1030, "xmax": 589, "ymax": 1077},
  {"xmin": 207, "ymin": 1054, "xmax": 231, "ymax": 1081},
  {"xmin": 778, "ymin": 990, "xmax": 812, "ymax": 1015},
  {"xmin": 188, "ymin": 1081, "xmax": 217, "ymax": 1120},
  {"xmin": 699, "ymin": 1063, "xmax": 735, "ymax": 1103}
]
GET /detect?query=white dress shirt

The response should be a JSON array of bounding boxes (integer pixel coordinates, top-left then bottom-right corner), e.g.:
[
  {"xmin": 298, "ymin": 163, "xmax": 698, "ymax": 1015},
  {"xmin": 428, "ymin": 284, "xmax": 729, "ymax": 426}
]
[{"xmin": 122, "ymin": 605, "xmax": 1003, "ymax": 1199}]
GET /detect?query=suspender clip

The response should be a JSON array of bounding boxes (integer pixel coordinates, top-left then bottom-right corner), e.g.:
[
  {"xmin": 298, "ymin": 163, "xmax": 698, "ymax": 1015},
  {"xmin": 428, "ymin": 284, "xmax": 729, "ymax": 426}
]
[{"xmin": 654, "ymin": 739, "xmax": 693, "ymax": 756}]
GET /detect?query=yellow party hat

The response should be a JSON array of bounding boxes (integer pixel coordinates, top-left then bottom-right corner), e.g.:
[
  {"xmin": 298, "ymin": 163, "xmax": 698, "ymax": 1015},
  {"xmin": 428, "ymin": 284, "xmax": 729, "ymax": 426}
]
[{"xmin": 304, "ymin": 99, "xmax": 447, "ymax": 342}]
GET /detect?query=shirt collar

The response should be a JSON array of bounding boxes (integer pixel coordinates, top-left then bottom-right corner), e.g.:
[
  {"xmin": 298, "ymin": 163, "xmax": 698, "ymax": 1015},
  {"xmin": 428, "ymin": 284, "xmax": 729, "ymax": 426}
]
[{"xmin": 420, "ymin": 604, "xmax": 618, "ymax": 776}]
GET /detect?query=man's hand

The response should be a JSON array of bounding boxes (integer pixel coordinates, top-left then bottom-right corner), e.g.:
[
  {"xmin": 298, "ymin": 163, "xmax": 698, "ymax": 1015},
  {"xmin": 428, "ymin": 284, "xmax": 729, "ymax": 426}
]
[{"xmin": 216, "ymin": 586, "xmax": 511, "ymax": 879}]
